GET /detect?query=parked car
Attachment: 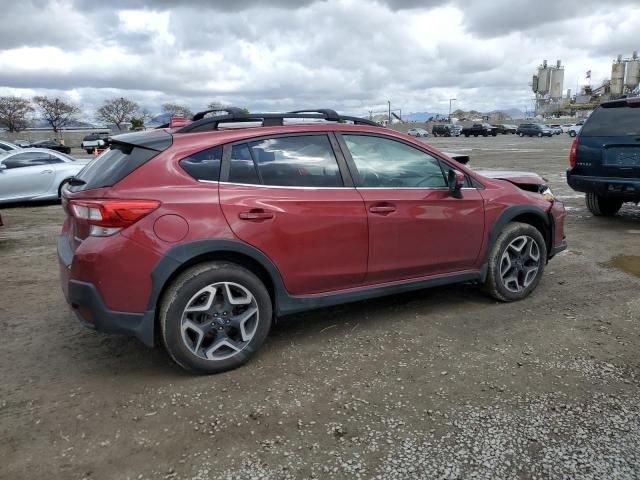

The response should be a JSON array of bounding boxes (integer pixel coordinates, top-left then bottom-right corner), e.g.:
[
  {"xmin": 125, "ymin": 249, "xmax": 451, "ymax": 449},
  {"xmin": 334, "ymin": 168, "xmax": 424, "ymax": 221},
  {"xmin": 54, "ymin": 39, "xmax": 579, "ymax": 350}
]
[
  {"xmin": 27, "ymin": 139, "xmax": 72, "ymax": 154},
  {"xmin": 566, "ymin": 97, "xmax": 640, "ymax": 216},
  {"xmin": 560, "ymin": 124, "xmax": 574, "ymax": 133},
  {"xmin": 492, "ymin": 124, "xmax": 517, "ymax": 134},
  {"xmin": 567, "ymin": 121, "xmax": 585, "ymax": 137},
  {"xmin": 0, "ymin": 149, "xmax": 89, "ymax": 203},
  {"xmin": 517, "ymin": 124, "xmax": 553, "ymax": 137},
  {"xmin": 431, "ymin": 124, "xmax": 461, "ymax": 137},
  {"xmin": 407, "ymin": 128, "xmax": 429, "ymax": 137},
  {"xmin": 0, "ymin": 140, "xmax": 21, "ymax": 152},
  {"xmin": 81, "ymin": 132, "xmax": 111, "ymax": 154},
  {"xmin": 461, "ymin": 123, "xmax": 497, "ymax": 137},
  {"xmin": 57, "ymin": 108, "xmax": 567, "ymax": 374},
  {"xmin": 549, "ymin": 125, "xmax": 563, "ymax": 135},
  {"xmin": 12, "ymin": 139, "xmax": 32, "ymax": 148}
]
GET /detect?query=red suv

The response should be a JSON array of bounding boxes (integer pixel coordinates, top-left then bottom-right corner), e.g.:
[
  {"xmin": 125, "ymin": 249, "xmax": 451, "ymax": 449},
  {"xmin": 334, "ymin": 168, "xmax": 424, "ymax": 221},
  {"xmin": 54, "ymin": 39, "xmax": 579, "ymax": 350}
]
[{"xmin": 58, "ymin": 108, "xmax": 567, "ymax": 373}]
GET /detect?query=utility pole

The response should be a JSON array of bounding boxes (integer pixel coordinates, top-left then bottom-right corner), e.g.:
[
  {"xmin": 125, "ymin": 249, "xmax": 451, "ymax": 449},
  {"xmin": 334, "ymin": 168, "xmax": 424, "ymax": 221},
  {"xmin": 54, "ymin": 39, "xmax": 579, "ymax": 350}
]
[
  {"xmin": 388, "ymin": 100, "xmax": 391, "ymax": 124},
  {"xmin": 448, "ymin": 98, "xmax": 457, "ymax": 123}
]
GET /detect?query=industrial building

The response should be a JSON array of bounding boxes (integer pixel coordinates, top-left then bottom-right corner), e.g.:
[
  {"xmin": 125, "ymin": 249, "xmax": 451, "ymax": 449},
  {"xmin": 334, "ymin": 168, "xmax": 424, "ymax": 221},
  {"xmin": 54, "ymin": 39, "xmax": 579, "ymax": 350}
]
[{"xmin": 531, "ymin": 52, "xmax": 640, "ymax": 117}]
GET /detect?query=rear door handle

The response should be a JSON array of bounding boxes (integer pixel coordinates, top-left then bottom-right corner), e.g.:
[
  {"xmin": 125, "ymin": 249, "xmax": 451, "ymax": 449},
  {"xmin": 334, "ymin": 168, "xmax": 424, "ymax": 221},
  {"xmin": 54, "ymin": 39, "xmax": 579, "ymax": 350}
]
[
  {"xmin": 369, "ymin": 204, "xmax": 396, "ymax": 214},
  {"xmin": 239, "ymin": 209, "xmax": 274, "ymax": 220}
]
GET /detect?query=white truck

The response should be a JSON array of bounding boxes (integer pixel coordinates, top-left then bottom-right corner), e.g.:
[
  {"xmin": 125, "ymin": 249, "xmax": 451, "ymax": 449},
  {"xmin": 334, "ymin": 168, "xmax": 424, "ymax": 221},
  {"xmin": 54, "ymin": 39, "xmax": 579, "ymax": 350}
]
[{"xmin": 80, "ymin": 132, "xmax": 110, "ymax": 154}]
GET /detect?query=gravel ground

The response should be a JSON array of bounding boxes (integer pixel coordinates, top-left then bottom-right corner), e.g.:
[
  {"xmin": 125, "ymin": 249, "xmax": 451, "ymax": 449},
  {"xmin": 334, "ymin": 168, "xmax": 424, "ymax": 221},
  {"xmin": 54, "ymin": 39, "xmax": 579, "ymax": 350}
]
[{"xmin": 1, "ymin": 134, "xmax": 639, "ymax": 480}]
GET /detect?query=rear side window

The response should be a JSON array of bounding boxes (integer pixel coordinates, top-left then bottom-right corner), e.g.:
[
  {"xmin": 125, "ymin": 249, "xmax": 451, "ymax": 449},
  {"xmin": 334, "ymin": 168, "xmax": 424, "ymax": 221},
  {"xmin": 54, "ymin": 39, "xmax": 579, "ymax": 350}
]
[
  {"xmin": 250, "ymin": 135, "xmax": 342, "ymax": 187},
  {"xmin": 227, "ymin": 135, "xmax": 343, "ymax": 187},
  {"xmin": 72, "ymin": 144, "xmax": 159, "ymax": 191},
  {"xmin": 581, "ymin": 105, "xmax": 640, "ymax": 137},
  {"xmin": 180, "ymin": 146, "xmax": 222, "ymax": 181}
]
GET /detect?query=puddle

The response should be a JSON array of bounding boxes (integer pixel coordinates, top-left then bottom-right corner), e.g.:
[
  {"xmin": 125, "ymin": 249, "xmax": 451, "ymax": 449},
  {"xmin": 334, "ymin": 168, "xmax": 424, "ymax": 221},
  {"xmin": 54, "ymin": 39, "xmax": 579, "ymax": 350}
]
[{"xmin": 602, "ymin": 255, "xmax": 640, "ymax": 278}]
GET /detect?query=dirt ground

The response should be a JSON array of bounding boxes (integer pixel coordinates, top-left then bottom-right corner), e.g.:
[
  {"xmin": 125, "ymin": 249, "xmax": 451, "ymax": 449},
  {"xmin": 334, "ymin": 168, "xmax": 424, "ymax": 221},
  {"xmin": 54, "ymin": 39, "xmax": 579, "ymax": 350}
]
[{"xmin": 1, "ymin": 134, "xmax": 639, "ymax": 480}]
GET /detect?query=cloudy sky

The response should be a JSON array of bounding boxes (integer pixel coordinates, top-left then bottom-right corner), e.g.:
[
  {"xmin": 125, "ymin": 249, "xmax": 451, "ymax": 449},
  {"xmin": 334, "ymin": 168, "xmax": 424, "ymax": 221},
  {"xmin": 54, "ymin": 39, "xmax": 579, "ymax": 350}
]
[{"xmin": 0, "ymin": 0, "xmax": 638, "ymax": 119}]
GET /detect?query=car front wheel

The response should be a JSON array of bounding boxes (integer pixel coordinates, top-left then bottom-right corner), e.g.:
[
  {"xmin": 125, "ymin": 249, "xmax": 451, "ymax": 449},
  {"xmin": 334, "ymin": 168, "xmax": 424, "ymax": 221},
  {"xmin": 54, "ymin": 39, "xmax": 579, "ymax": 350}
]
[
  {"xmin": 569, "ymin": 131, "xmax": 577, "ymax": 137},
  {"xmin": 585, "ymin": 192, "xmax": 623, "ymax": 216},
  {"xmin": 483, "ymin": 222, "xmax": 546, "ymax": 302},
  {"xmin": 160, "ymin": 262, "xmax": 272, "ymax": 374}
]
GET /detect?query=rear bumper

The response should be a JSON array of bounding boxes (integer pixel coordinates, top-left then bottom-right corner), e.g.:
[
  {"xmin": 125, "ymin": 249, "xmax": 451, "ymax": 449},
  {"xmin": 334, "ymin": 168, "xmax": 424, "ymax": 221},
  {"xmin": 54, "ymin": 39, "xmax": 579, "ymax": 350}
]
[
  {"xmin": 566, "ymin": 173, "xmax": 640, "ymax": 200},
  {"xmin": 57, "ymin": 236, "xmax": 155, "ymax": 346}
]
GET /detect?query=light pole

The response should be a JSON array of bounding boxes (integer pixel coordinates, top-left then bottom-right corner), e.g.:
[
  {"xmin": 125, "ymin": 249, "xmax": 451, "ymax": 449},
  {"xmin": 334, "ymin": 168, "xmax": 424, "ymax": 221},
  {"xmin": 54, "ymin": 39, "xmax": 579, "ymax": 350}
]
[
  {"xmin": 387, "ymin": 100, "xmax": 391, "ymax": 124},
  {"xmin": 448, "ymin": 98, "xmax": 457, "ymax": 123}
]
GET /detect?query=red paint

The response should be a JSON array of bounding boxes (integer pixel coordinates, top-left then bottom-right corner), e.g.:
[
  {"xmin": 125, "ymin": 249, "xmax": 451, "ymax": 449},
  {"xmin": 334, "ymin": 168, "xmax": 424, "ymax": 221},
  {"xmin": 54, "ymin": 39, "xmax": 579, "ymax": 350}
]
[{"xmin": 59, "ymin": 122, "xmax": 566, "ymax": 316}]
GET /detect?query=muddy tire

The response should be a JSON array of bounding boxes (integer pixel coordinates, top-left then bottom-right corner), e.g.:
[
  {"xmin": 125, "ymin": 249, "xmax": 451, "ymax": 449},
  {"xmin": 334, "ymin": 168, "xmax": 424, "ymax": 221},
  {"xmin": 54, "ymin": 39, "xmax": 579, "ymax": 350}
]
[
  {"xmin": 483, "ymin": 222, "xmax": 547, "ymax": 302},
  {"xmin": 160, "ymin": 262, "xmax": 272, "ymax": 374},
  {"xmin": 585, "ymin": 192, "xmax": 623, "ymax": 217}
]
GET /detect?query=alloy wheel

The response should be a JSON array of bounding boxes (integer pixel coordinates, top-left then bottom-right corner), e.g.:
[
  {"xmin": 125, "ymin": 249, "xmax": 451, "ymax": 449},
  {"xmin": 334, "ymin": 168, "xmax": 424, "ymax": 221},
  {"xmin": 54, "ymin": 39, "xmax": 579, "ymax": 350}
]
[
  {"xmin": 180, "ymin": 282, "xmax": 259, "ymax": 360},
  {"xmin": 499, "ymin": 235, "xmax": 541, "ymax": 293}
]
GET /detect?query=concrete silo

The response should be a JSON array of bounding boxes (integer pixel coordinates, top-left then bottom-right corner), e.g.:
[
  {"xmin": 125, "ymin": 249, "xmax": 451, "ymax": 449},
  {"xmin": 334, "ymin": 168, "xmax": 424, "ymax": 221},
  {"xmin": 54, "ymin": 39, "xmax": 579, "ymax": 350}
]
[
  {"xmin": 550, "ymin": 60, "xmax": 564, "ymax": 99},
  {"xmin": 625, "ymin": 51, "xmax": 640, "ymax": 92},
  {"xmin": 537, "ymin": 60, "xmax": 551, "ymax": 95},
  {"xmin": 611, "ymin": 55, "xmax": 626, "ymax": 97}
]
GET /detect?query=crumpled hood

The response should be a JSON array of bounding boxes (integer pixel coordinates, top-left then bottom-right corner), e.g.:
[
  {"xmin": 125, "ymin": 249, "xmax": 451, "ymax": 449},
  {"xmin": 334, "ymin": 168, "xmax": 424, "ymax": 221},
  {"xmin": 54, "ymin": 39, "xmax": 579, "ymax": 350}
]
[{"xmin": 475, "ymin": 170, "xmax": 547, "ymax": 192}]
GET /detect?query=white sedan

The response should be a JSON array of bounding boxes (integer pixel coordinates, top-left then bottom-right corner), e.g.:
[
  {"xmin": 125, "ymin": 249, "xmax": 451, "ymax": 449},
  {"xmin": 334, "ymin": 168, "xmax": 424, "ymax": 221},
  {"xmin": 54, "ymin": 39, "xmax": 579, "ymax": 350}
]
[{"xmin": 0, "ymin": 149, "xmax": 90, "ymax": 204}]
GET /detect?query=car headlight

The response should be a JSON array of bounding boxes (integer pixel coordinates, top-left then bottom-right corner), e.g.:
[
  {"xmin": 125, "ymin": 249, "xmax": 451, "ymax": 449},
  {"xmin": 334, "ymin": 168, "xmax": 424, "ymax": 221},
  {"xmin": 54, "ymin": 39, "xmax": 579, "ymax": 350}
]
[{"xmin": 540, "ymin": 185, "xmax": 555, "ymax": 201}]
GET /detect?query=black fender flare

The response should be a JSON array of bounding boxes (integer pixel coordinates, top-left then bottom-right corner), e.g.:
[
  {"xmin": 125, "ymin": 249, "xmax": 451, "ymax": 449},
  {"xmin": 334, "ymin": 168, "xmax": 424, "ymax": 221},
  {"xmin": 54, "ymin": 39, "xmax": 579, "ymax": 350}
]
[
  {"xmin": 482, "ymin": 205, "xmax": 551, "ymax": 278},
  {"xmin": 146, "ymin": 239, "xmax": 289, "ymax": 315}
]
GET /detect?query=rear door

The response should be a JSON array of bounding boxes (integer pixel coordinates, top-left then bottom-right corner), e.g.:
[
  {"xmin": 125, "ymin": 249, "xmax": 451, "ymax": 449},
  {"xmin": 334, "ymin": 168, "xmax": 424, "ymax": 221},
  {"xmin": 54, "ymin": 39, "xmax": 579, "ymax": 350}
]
[
  {"xmin": 577, "ymin": 102, "xmax": 640, "ymax": 179},
  {"xmin": 218, "ymin": 133, "xmax": 368, "ymax": 295},
  {"xmin": 337, "ymin": 133, "xmax": 484, "ymax": 284},
  {"xmin": 0, "ymin": 152, "xmax": 59, "ymax": 200}
]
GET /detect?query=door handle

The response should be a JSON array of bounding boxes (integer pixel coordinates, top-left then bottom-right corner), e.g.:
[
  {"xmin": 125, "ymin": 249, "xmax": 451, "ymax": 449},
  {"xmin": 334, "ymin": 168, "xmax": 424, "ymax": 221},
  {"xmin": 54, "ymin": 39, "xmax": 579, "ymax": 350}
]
[
  {"xmin": 369, "ymin": 204, "xmax": 396, "ymax": 214},
  {"xmin": 40, "ymin": 169, "xmax": 53, "ymax": 174},
  {"xmin": 239, "ymin": 209, "xmax": 274, "ymax": 220}
]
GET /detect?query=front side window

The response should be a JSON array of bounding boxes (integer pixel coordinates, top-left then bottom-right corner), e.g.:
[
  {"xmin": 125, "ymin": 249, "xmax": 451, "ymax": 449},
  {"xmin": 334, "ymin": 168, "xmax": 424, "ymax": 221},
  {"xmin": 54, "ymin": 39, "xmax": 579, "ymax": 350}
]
[{"xmin": 343, "ymin": 134, "xmax": 447, "ymax": 188}]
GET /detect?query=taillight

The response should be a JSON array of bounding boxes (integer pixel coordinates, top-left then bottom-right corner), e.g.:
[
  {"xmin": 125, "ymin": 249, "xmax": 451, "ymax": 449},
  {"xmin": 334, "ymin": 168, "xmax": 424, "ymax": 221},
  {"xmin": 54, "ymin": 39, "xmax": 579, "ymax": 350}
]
[
  {"xmin": 569, "ymin": 136, "xmax": 578, "ymax": 168},
  {"xmin": 69, "ymin": 199, "xmax": 160, "ymax": 237}
]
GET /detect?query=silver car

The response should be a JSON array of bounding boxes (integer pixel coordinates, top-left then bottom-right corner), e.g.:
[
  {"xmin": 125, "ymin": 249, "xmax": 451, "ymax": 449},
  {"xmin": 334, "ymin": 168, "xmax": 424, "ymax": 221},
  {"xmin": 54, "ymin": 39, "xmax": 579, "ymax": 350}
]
[
  {"xmin": 0, "ymin": 139, "xmax": 21, "ymax": 152},
  {"xmin": 0, "ymin": 149, "xmax": 90, "ymax": 203}
]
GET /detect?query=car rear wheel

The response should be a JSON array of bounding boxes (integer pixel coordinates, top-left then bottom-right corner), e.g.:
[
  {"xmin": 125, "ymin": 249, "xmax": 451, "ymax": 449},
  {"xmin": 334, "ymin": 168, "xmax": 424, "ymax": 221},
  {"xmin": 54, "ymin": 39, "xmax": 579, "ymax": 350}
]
[
  {"xmin": 160, "ymin": 262, "xmax": 272, "ymax": 374},
  {"xmin": 518, "ymin": 132, "xmax": 524, "ymax": 137},
  {"xmin": 483, "ymin": 222, "xmax": 546, "ymax": 302},
  {"xmin": 465, "ymin": 134, "xmax": 469, "ymax": 137},
  {"xmin": 585, "ymin": 192, "xmax": 623, "ymax": 217},
  {"xmin": 569, "ymin": 131, "xmax": 577, "ymax": 137}
]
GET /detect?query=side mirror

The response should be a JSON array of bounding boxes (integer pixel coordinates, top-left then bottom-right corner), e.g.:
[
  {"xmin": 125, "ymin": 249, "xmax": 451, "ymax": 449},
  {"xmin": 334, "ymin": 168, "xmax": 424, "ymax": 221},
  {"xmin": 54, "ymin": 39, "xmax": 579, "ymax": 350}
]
[
  {"xmin": 447, "ymin": 169, "xmax": 465, "ymax": 199},
  {"xmin": 0, "ymin": 164, "xmax": 6, "ymax": 172}
]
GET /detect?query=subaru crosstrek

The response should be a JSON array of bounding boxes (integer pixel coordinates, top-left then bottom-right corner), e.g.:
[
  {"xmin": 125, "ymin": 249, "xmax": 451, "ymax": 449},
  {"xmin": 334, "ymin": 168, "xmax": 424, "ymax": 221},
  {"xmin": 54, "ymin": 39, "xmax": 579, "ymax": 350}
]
[{"xmin": 58, "ymin": 108, "xmax": 567, "ymax": 373}]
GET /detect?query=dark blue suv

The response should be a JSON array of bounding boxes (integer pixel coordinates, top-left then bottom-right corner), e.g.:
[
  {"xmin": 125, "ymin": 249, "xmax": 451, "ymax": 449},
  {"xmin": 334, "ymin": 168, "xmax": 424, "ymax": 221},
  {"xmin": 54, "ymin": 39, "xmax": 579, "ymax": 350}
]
[{"xmin": 567, "ymin": 97, "xmax": 640, "ymax": 216}]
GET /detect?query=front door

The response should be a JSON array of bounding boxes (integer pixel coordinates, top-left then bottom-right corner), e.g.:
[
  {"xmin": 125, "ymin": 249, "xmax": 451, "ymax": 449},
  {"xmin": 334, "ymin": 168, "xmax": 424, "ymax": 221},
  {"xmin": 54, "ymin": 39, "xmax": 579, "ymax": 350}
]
[
  {"xmin": 338, "ymin": 133, "xmax": 485, "ymax": 284},
  {"xmin": 219, "ymin": 134, "xmax": 368, "ymax": 295},
  {"xmin": 0, "ymin": 152, "xmax": 57, "ymax": 201}
]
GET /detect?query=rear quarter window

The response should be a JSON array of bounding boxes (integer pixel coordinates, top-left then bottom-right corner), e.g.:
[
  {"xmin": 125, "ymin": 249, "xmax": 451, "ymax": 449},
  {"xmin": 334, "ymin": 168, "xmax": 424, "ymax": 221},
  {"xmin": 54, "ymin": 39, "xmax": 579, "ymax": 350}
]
[
  {"xmin": 180, "ymin": 146, "xmax": 222, "ymax": 181},
  {"xmin": 581, "ymin": 105, "xmax": 640, "ymax": 137}
]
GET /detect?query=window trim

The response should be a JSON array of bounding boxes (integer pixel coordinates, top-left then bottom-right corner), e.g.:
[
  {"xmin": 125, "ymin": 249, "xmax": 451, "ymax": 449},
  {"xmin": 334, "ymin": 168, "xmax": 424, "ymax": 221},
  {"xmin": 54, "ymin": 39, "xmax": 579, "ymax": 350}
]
[
  {"xmin": 178, "ymin": 144, "xmax": 224, "ymax": 182},
  {"xmin": 335, "ymin": 131, "xmax": 467, "ymax": 190},
  {"xmin": 219, "ymin": 132, "xmax": 355, "ymax": 188}
]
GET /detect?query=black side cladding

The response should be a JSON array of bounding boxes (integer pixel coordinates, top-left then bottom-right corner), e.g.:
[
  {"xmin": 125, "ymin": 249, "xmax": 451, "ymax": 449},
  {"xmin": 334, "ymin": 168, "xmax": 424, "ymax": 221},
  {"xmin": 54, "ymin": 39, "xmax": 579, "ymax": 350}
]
[{"xmin": 70, "ymin": 130, "xmax": 173, "ymax": 192}]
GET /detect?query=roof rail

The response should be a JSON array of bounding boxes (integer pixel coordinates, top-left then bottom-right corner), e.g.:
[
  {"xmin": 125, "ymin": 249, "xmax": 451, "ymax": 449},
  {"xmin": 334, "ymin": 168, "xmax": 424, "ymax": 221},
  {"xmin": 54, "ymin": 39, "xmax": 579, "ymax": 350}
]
[
  {"xmin": 175, "ymin": 108, "xmax": 381, "ymax": 133},
  {"xmin": 192, "ymin": 107, "xmax": 248, "ymax": 121}
]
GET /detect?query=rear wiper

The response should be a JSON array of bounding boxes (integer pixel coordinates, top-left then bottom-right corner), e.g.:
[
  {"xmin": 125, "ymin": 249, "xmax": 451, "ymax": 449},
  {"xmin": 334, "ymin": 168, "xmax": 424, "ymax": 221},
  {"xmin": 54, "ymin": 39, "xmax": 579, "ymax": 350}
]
[{"xmin": 67, "ymin": 177, "xmax": 86, "ymax": 186}]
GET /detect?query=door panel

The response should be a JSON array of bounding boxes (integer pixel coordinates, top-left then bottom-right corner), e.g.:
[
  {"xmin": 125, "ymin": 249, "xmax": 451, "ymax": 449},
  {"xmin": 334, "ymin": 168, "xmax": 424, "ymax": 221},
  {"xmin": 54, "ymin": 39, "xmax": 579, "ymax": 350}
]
[
  {"xmin": 0, "ymin": 164, "xmax": 54, "ymax": 200},
  {"xmin": 359, "ymin": 188, "xmax": 485, "ymax": 283},
  {"xmin": 338, "ymin": 133, "xmax": 485, "ymax": 283},
  {"xmin": 219, "ymin": 184, "xmax": 368, "ymax": 295}
]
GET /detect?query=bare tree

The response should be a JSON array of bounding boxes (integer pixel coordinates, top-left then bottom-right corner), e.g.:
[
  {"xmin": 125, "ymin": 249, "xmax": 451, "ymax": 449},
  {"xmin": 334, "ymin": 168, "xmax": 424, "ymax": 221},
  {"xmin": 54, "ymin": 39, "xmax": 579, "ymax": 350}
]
[
  {"xmin": 0, "ymin": 96, "xmax": 34, "ymax": 132},
  {"xmin": 96, "ymin": 97, "xmax": 139, "ymax": 131},
  {"xmin": 32, "ymin": 96, "xmax": 80, "ymax": 134},
  {"xmin": 162, "ymin": 103, "xmax": 193, "ymax": 119},
  {"xmin": 206, "ymin": 101, "xmax": 229, "ymax": 115}
]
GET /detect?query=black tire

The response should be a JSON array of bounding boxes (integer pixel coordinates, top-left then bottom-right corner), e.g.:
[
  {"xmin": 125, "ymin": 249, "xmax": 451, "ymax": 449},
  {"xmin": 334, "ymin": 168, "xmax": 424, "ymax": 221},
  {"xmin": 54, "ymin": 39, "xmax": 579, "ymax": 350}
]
[
  {"xmin": 569, "ymin": 131, "xmax": 577, "ymax": 137},
  {"xmin": 483, "ymin": 222, "xmax": 547, "ymax": 302},
  {"xmin": 465, "ymin": 134, "xmax": 469, "ymax": 137},
  {"xmin": 86, "ymin": 148, "xmax": 94, "ymax": 154},
  {"xmin": 585, "ymin": 192, "xmax": 623, "ymax": 217},
  {"xmin": 492, "ymin": 132, "xmax": 497, "ymax": 136},
  {"xmin": 518, "ymin": 132, "xmax": 524, "ymax": 137},
  {"xmin": 537, "ymin": 132, "xmax": 543, "ymax": 137},
  {"xmin": 160, "ymin": 262, "xmax": 272, "ymax": 374},
  {"xmin": 483, "ymin": 132, "xmax": 488, "ymax": 137}
]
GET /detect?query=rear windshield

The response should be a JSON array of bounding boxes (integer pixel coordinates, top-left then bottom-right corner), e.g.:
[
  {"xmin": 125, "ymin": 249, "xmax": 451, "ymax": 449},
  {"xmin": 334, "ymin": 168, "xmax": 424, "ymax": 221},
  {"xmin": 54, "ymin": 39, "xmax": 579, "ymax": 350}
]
[
  {"xmin": 581, "ymin": 105, "xmax": 640, "ymax": 137},
  {"xmin": 70, "ymin": 144, "xmax": 159, "ymax": 191}
]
